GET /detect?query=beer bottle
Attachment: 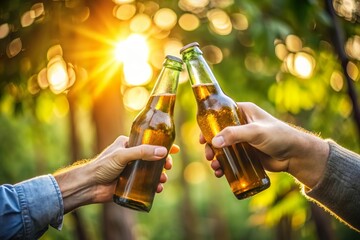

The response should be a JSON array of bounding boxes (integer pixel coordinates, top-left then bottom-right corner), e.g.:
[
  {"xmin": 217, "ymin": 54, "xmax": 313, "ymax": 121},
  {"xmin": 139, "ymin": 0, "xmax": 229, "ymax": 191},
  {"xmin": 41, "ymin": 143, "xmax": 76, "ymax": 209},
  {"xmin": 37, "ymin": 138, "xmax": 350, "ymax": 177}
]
[
  {"xmin": 180, "ymin": 42, "xmax": 270, "ymax": 199},
  {"xmin": 113, "ymin": 55, "xmax": 182, "ymax": 212}
]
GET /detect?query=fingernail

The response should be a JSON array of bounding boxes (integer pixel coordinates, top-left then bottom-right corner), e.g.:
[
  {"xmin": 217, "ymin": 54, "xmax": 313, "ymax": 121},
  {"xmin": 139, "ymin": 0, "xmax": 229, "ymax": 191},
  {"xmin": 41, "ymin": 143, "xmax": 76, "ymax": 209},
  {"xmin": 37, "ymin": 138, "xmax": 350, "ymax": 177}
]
[
  {"xmin": 212, "ymin": 136, "xmax": 225, "ymax": 147},
  {"xmin": 154, "ymin": 147, "xmax": 167, "ymax": 157}
]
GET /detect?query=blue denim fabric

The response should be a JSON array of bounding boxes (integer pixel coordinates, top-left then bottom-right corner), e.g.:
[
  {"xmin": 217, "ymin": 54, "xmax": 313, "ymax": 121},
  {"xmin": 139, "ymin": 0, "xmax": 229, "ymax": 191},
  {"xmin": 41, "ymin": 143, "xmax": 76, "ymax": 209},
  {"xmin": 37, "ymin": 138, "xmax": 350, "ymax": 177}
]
[{"xmin": 0, "ymin": 174, "xmax": 64, "ymax": 239}]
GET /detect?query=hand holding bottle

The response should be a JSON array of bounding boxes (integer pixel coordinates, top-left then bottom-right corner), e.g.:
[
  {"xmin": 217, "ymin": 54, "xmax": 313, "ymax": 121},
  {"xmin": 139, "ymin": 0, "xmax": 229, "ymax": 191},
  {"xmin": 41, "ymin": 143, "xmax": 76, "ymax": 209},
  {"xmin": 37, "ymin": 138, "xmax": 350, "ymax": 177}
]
[
  {"xmin": 113, "ymin": 55, "xmax": 183, "ymax": 212},
  {"xmin": 201, "ymin": 102, "xmax": 330, "ymax": 189},
  {"xmin": 54, "ymin": 135, "xmax": 179, "ymax": 214},
  {"xmin": 181, "ymin": 42, "xmax": 270, "ymax": 199},
  {"xmin": 91, "ymin": 135, "xmax": 179, "ymax": 193}
]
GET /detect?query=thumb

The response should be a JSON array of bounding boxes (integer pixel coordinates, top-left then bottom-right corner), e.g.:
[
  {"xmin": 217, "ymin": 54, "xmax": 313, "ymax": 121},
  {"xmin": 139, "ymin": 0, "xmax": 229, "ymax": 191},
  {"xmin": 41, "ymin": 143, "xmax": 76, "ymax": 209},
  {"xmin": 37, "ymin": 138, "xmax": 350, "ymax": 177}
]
[
  {"xmin": 212, "ymin": 125, "xmax": 257, "ymax": 148},
  {"xmin": 116, "ymin": 145, "xmax": 168, "ymax": 165}
]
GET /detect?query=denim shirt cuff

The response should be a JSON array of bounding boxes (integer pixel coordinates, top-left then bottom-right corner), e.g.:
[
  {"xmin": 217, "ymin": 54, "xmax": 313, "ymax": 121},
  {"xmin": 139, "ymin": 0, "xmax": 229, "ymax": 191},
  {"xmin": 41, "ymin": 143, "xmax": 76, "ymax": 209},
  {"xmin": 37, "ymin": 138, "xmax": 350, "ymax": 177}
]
[{"xmin": 14, "ymin": 174, "xmax": 64, "ymax": 239}]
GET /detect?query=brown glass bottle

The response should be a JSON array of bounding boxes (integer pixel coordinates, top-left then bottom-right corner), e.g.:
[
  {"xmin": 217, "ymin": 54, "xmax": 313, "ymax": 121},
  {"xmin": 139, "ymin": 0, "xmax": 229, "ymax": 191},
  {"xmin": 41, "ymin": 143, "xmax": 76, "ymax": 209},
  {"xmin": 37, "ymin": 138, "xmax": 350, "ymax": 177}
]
[
  {"xmin": 180, "ymin": 42, "xmax": 270, "ymax": 199},
  {"xmin": 113, "ymin": 55, "xmax": 182, "ymax": 212}
]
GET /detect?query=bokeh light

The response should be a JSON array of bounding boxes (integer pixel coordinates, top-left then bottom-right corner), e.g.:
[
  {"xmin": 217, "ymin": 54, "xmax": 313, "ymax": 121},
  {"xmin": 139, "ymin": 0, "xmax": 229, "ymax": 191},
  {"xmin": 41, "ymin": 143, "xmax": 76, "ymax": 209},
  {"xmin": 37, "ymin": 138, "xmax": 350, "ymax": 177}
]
[
  {"xmin": 37, "ymin": 68, "xmax": 49, "ymax": 89},
  {"xmin": 184, "ymin": 162, "xmax": 207, "ymax": 184},
  {"xmin": 6, "ymin": 38, "xmax": 22, "ymax": 58},
  {"xmin": 113, "ymin": 0, "xmax": 135, "ymax": 4},
  {"xmin": 275, "ymin": 43, "xmax": 288, "ymax": 61},
  {"xmin": 47, "ymin": 44, "xmax": 63, "ymax": 61},
  {"xmin": 0, "ymin": 23, "xmax": 10, "ymax": 39},
  {"xmin": 114, "ymin": 3, "xmax": 136, "ymax": 20},
  {"xmin": 330, "ymin": 71, "xmax": 344, "ymax": 92},
  {"xmin": 47, "ymin": 56, "xmax": 69, "ymax": 94},
  {"xmin": 123, "ymin": 62, "xmax": 153, "ymax": 86},
  {"xmin": 202, "ymin": 45, "xmax": 223, "ymax": 65},
  {"xmin": 294, "ymin": 52, "xmax": 315, "ymax": 78},
  {"xmin": 285, "ymin": 35, "xmax": 302, "ymax": 53},
  {"xmin": 207, "ymin": 9, "xmax": 232, "ymax": 35},
  {"xmin": 123, "ymin": 86, "xmax": 150, "ymax": 111},
  {"xmin": 154, "ymin": 8, "xmax": 178, "ymax": 30},
  {"xmin": 231, "ymin": 13, "xmax": 248, "ymax": 31},
  {"xmin": 143, "ymin": 1, "xmax": 160, "ymax": 16},
  {"xmin": 345, "ymin": 35, "xmax": 360, "ymax": 60},
  {"xmin": 164, "ymin": 39, "xmax": 183, "ymax": 58},
  {"xmin": 179, "ymin": 13, "xmax": 200, "ymax": 31},
  {"xmin": 178, "ymin": 0, "xmax": 209, "ymax": 14},
  {"xmin": 347, "ymin": 61, "xmax": 359, "ymax": 81},
  {"xmin": 130, "ymin": 13, "xmax": 152, "ymax": 33},
  {"xmin": 333, "ymin": 0, "xmax": 359, "ymax": 22},
  {"xmin": 21, "ymin": 11, "xmax": 35, "ymax": 27},
  {"xmin": 149, "ymin": 48, "xmax": 166, "ymax": 70},
  {"xmin": 275, "ymin": 35, "xmax": 316, "ymax": 79},
  {"xmin": 339, "ymin": 96, "xmax": 352, "ymax": 118},
  {"xmin": 245, "ymin": 53, "xmax": 264, "ymax": 74},
  {"xmin": 31, "ymin": 3, "xmax": 45, "ymax": 18},
  {"xmin": 27, "ymin": 74, "xmax": 40, "ymax": 95},
  {"xmin": 72, "ymin": 7, "xmax": 90, "ymax": 23}
]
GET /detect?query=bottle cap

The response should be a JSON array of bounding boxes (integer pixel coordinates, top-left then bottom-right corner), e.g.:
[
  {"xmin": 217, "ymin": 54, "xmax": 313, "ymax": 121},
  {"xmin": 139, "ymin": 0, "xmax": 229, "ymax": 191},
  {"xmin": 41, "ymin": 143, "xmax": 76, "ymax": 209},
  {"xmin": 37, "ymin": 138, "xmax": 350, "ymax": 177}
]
[
  {"xmin": 165, "ymin": 55, "xmax": 183, "ymax": 64},
  {"xmin": 180, "ymin": 42, "xmax": 200, "ymax": 54}
]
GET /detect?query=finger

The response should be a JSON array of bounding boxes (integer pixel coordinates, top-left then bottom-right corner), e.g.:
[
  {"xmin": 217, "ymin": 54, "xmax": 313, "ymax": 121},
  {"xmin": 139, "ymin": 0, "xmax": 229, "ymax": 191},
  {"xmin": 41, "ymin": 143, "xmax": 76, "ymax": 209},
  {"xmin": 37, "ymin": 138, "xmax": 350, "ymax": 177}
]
[
  {"xmin": 199, "ymin": 133, "xmax": 206, "ymax": 144},
  {"xmin": 214, "ymin": 169, "xmax": 224, "ymax": 178},
  {"xmin": 96, "ymin": 135, "xmax": 129, "ymax": 159},
  {"xmin": 114, "ymin": 135, "xmax": 129, "ymax": 146},
  {"xmin": 205, "ymin": 143, "xmax": 215, "ymax": 160},
  {"xmin": 156, "ymin": 183, "xmax": 164, "ymax": 193},
  {"xmin": 169, "ymin": 144, "xmax": 180, "ymax": 154},
  {"xmin": 116, "ymin": 145, "xmax": 168, "ymax": 165},
  {"xmin": 210, "ymin": 159, "xmax": 221, "ymax": 171},
  {"xmin": 164, "ymin": 155, "xmax": 173, "ymax": 170},
  {"xmin": 237, "ymin": 102, "xmax": 271, "ymax": 121},
  {"xmin": 212, "ymin": 124, "xmax": 258, "ymax": 148},
  {"xmin": 159, "ymin": 172, "xmax": 168, "ymax": 183}
]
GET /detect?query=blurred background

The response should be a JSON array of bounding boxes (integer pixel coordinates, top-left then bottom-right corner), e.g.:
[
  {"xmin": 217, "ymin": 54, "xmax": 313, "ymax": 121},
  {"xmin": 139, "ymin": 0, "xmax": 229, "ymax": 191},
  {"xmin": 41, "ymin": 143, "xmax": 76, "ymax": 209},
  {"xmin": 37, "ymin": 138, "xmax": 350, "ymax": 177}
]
[{"xmin": 0, "ymin": 0, "xmax": 360, "ymax": 239}]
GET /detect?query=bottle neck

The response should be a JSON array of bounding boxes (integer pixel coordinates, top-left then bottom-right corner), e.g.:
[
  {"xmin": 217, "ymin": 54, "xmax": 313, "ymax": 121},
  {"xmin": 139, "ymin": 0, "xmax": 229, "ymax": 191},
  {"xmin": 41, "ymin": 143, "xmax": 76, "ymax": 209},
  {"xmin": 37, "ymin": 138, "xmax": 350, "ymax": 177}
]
[
  {"xmin": 150, "ymin": 59, "xmax": 181, "ymax": 96},
  {"xmin": 148, "ymin": 57, "xmax": 181, "ymax": 112},
  {"xmin": 182, "ymin": 46, "xmax": 220, "ymax": 90}
]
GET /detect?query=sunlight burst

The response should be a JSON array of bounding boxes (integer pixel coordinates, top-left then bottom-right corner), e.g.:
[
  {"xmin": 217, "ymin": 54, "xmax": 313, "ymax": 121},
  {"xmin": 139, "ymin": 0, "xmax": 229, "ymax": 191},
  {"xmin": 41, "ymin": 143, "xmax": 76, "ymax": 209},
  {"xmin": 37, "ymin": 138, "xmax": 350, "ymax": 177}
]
[{"xmin": 114, "ymin": 34, "xmax": 149, "ymax": 63}]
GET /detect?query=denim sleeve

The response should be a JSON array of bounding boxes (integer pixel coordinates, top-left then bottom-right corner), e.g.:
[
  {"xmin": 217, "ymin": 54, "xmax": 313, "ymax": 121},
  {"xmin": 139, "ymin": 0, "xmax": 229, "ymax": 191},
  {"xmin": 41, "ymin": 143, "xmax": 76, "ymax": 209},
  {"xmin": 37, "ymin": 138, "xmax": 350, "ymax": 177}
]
[{"xmin": 0, "ymin": 174, "xmax": 64, "ymax": 240}]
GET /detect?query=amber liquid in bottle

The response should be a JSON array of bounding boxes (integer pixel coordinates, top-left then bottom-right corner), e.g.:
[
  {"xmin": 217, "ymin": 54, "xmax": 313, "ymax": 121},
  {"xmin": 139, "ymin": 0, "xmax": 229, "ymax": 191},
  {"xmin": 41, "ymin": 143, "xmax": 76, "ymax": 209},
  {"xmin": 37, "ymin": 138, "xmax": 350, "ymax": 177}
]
[
  {"xmin": 193, "ymin": 83, "xmax": 270, "ymax": 199},
  {"xmin": 113, "ymin": 94, "xmax": 176, "ymax": 211}
]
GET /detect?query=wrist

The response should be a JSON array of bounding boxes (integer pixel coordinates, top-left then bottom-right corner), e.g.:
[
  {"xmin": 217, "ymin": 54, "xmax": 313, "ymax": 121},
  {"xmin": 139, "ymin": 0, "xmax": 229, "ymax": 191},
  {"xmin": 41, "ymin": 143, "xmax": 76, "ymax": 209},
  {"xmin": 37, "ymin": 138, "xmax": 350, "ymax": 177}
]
[
  {"xmin": 53, "ymin": 161, "xmax": 96, "ymax": 213},
  {"xmin": 287, "ymin": 132, "xmax": 329, "ymax": 188}
]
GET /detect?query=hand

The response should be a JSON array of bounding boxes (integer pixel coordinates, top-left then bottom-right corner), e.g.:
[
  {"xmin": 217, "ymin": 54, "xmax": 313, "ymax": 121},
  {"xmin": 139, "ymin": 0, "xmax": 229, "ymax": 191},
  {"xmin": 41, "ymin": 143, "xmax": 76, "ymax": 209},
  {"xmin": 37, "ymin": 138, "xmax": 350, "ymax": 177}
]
[
  {"xmin": 54, "ymin": 135, "xmax": 180, "ymax": 213},
  {"xmin": 200, "ymin": 102, "xmax": 329, "ymax": 188},
  {"xmin": 91, "ymin": 135, "xmax": 179, "ymax": 201}
]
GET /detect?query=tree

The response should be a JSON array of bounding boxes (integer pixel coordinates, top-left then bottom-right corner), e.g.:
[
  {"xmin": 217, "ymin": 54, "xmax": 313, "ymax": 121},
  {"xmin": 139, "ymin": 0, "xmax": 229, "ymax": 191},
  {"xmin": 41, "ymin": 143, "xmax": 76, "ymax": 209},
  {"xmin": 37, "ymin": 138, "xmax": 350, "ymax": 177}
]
[{"xmin": 0, "ymin": 0, "xmax": 359, "ymax": 239}]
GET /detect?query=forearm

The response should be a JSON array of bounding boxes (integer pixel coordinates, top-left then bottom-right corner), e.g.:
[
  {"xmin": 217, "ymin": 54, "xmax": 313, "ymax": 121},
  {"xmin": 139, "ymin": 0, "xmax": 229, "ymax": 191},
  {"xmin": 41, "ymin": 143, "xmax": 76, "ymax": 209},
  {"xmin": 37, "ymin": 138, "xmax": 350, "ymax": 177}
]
[{"xmin": 53, "ymin": 161, "xmax": 96, "ymax": 214}]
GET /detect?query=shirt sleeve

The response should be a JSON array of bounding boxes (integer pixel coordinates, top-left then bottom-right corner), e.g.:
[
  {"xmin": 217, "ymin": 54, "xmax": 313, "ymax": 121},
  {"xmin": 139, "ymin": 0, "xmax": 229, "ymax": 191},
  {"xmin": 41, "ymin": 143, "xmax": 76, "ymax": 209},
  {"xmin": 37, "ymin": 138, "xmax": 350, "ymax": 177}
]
[
  {"xmin": 304, "ymin": 140, "xmax": 360, "ymax": 232},
  {"xmin": 0, "ymin": 174, "xmax": 64, "ymax": 240}
]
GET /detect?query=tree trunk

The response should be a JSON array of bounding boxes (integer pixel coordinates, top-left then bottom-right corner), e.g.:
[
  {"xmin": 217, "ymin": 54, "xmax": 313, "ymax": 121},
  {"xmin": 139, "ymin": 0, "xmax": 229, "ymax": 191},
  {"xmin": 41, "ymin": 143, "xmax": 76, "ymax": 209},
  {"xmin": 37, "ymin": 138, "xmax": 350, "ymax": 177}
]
[
  {"xmin": 276, "ymin": 215, "xmax": 292, "ymax": 240},
  {"xmin": 83, "ymin": 0, "xmax": 136, "ymax": 238},
  {"xmin": 92, "ymin": 70, "xmax": 135, "ymax": 240},
  {"xmin": 310, "ymin": 203, "xmax": 335, "ymax": 240},
  {"xmin": 176, "ymin": 103, "xmax": 200, "ymax": 240},
  {"xmin": 325, "ymin": 0, "xmax": 360, "ymax": 139}
]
